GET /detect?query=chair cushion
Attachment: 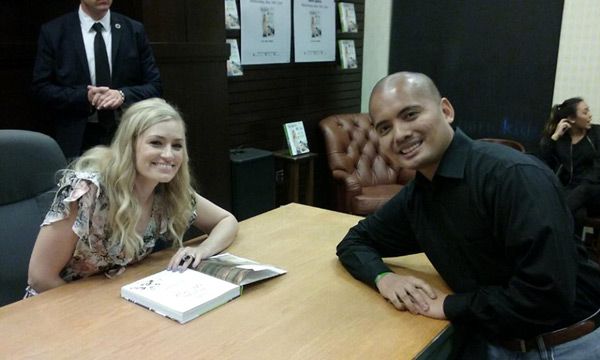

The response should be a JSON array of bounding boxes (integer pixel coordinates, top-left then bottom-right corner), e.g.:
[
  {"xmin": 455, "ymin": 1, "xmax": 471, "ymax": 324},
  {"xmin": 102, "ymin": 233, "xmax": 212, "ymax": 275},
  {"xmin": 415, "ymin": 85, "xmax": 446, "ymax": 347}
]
[
  {"xmin": 351, "ymin": 184, "xmax": 403, "ymax": 215},
  {"xmin": 0, "ymin": 130, "xmax": 66, "ymax": 306},
  {"xmin": 0, "ymin": 130, "xmax": 66, "ymax": 205},
  {"xmin": 0, "ymin": 192, "xmax": 56, "ymax": 305}
]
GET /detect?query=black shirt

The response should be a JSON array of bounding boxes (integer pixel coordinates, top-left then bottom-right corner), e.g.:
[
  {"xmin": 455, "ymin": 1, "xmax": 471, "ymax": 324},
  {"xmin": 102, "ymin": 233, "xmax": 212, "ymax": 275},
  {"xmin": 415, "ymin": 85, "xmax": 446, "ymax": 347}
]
[
  {"xmin": 337, "ymin": 129, "xmax": 600, "ymax": 340},
  {"xmin": 570, "ymin": 137, "xmax": 597, "ymax": 186}
]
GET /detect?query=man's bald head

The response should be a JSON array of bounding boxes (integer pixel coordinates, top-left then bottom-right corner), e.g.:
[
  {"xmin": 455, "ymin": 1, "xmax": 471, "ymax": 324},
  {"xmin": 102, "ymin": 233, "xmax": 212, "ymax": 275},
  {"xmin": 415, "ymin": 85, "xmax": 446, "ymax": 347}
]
[
  {"xmin": 366, "ymin": 71, "xmax": 455, "ymax": 180},
  {"xmin": 369, "ymin": 72, "xmax": 441, "ymax": 115}
]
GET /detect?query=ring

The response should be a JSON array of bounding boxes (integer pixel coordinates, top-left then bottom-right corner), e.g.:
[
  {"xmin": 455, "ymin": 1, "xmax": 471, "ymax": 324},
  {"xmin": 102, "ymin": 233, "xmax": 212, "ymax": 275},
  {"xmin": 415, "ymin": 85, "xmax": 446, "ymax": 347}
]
[{"xmin": 182, "ymin": 254, "xmax": 195, "ymax": 262}]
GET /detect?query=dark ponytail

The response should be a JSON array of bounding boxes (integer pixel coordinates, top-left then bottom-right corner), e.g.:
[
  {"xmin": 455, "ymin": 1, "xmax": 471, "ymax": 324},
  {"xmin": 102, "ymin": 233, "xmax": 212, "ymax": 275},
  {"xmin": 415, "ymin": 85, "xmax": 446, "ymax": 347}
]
[{"xmin": 542, "ymin": 97, "xmax": 583, "ymax": 138}]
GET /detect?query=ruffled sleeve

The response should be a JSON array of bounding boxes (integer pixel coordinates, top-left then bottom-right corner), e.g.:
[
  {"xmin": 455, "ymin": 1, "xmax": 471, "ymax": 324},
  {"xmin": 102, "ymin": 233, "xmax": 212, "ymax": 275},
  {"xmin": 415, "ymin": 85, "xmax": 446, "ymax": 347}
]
[{"xmin": 43, "ymin": 171, "xmax": 108, "ymax": 242}]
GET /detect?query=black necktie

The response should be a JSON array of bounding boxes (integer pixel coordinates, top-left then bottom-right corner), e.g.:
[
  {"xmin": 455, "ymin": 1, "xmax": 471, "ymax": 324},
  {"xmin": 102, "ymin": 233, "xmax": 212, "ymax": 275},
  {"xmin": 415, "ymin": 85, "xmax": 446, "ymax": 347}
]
[{"xmin": 92, "ymin": 22, "xmax": 115, "ymax": 128}]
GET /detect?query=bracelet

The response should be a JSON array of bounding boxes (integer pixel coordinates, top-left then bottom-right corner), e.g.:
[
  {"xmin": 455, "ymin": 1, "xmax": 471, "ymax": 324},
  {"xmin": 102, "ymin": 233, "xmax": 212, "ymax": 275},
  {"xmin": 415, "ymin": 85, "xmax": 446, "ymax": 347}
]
[
  {"xmin": 118, "ymin": 90, "xmax": 125, "ymax": 103},
  {"xmin": 375, "ymin": 272, "xmax": 392, "ymax": 285}
]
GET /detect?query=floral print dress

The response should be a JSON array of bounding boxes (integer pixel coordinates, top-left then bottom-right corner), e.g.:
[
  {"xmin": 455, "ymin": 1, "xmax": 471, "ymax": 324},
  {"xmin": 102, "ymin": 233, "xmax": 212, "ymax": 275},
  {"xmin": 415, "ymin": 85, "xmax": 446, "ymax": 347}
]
[{"xmin": 25, "ymin": 171, "xmax": 196, "ymax": 296}]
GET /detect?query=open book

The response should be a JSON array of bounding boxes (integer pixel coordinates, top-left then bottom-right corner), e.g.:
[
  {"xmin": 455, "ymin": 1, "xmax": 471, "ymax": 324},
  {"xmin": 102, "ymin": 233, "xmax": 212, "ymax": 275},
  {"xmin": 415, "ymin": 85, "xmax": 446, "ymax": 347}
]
[{"xmin": 121, "ymin": 253, "xmax": 286, "ymax": 324}]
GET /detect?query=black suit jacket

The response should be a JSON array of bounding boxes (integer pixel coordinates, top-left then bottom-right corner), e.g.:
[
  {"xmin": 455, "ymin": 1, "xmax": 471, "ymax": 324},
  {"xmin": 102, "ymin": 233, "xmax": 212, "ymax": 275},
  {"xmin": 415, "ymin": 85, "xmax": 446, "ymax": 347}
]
[{"xmin": 32, "ymin": 11, "xmax": 162, "ymax": 157}]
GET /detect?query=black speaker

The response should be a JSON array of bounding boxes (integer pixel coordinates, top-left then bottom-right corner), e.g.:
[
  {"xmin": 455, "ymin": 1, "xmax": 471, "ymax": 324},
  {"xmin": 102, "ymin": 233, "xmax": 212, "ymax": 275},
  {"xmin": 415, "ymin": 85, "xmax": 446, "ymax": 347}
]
[{"xmin": 230, "ymin": 148, "xmax": 275, "ymax": 220}]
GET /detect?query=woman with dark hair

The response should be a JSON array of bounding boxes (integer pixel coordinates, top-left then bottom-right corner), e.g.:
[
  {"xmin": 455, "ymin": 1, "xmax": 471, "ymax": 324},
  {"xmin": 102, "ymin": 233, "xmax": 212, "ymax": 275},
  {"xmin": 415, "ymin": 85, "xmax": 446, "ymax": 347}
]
[{"xmin": 540, "ymin": 97, "xmax": 600, "ymax": 232}]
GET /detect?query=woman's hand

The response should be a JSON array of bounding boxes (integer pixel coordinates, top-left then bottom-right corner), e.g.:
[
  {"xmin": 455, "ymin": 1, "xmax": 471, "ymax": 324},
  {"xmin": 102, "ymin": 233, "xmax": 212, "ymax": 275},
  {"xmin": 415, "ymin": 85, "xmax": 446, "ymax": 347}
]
[
  {"xmin": 167, "ymin": 246, "xmax": 205, "ymax": 272},
  {"xmin": 166, "ymin": 192, "xmax": 238, "ymax": 272},
  {"xmin": 552, "ymin": 118, "xmax": 572, "ymax": 140}
]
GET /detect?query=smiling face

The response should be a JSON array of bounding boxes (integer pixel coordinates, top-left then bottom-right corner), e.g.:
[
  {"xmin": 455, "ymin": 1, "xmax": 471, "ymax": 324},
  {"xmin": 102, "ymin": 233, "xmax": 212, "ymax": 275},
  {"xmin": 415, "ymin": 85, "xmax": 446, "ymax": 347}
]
[
  {"xmin": 134, "ymin": 119, "xmax": 185, "ymax": 190},
  {"xmin": 569, "ymin": 101, "xmax": 593, "ymax": 131},
  {"xmin": 369, "ymin": 73, "xmax": 455, "ymax": 180}
]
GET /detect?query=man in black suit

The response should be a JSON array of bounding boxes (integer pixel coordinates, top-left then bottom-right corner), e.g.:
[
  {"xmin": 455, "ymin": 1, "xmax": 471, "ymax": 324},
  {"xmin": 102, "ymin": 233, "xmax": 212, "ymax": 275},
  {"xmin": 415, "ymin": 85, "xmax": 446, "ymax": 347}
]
[{"xmin": 32, "ymin": 0, "xmax": 162, "ymax": 158}]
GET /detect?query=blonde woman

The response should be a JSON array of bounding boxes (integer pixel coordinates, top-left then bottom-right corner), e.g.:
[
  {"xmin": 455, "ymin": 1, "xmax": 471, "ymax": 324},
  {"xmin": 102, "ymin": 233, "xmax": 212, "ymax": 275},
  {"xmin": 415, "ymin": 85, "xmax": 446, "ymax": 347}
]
[{"xmin": 26, "ymin": 98, "xmax": 238, "ymax": 296}]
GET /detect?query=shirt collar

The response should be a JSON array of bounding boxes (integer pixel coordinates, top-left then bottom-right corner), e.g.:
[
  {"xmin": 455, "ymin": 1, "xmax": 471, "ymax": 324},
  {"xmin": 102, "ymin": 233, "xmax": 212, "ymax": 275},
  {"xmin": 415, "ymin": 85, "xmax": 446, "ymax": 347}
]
[
  {"xmin": 415, "ymin": 128, "xmax": 472, "ymax": 185},
  {"xmin": 79, "ymin": 5, "xmax": 111, "ymax": 33}
]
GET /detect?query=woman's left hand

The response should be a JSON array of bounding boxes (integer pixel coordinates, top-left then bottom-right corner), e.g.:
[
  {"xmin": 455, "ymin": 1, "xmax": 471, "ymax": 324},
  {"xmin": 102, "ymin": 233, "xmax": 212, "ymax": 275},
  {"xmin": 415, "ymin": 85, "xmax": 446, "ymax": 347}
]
[{"xmin": 167, "ymin": 246, "xmax": 204, "ymax": 272}]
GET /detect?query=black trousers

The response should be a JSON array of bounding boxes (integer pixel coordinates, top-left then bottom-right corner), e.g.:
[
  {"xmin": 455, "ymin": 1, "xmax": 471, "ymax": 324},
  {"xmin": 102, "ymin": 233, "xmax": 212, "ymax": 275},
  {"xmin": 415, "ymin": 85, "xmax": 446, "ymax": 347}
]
[{"xmin": 566, "ymin": 183, "xmax": 600, "ymax": 233}]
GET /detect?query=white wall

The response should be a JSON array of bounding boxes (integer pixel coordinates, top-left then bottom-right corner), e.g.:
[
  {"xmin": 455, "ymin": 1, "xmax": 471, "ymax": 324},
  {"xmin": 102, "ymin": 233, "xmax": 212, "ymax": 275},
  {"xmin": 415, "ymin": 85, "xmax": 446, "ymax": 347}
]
[
  {"xmin": 553, "ymin": 0, "xmax": 600, "ymax": 122},
  {"xmin": 360, "ymin": 0, "xmax": 392, "ymax": 113}
]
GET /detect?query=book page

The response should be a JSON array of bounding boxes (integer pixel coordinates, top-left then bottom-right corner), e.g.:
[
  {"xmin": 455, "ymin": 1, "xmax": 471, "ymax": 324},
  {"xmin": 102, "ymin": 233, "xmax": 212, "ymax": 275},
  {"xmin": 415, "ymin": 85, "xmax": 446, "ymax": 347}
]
[{"xmin": 196, "ymin": 253, "xmax": 286, "ymax": 286}]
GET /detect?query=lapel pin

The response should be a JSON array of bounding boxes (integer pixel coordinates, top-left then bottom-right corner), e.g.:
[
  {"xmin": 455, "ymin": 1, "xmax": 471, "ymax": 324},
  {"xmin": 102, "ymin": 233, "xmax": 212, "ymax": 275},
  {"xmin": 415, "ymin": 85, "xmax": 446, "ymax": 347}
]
[{"xmin": 115, "ymin": 23, "xmax": 121, "ymax": 29}]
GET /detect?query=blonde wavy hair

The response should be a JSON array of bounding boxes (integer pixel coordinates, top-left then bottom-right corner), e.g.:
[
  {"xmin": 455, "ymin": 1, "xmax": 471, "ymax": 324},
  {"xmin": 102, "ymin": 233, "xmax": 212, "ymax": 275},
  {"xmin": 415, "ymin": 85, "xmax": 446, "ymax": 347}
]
[{"xmin": 73, "ymin": 98, "xmax": 195, "ymax": 258}]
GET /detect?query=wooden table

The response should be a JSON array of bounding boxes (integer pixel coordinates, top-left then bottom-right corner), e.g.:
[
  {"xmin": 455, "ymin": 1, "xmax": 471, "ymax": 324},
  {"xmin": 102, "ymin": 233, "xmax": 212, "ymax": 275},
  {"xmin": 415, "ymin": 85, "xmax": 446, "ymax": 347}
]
[
  {"xmin": 273, "ymin": 150, "xmax": 318, "ymax": 205},
  {"xmin": 0, "ymin": 203, "xmax": 450, "ymax": 359}
]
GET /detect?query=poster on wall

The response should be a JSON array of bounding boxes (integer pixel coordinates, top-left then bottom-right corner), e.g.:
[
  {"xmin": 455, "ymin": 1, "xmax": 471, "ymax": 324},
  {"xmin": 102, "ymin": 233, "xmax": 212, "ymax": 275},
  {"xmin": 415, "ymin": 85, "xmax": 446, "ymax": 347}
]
[
  {"xmin": 241, "ymin": 0, "xmax": 291, "ymax": 65},
  {"xmin": 293, "ymin": 0, "xmax": 335, "ymax": 63}
]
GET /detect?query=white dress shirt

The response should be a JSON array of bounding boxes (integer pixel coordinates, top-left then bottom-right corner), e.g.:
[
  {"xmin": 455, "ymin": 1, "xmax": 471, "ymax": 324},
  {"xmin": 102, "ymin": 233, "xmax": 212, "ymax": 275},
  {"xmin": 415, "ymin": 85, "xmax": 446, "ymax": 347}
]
[{"xmin": 79, "ymin": 6, "xmax": 112, "ymax": 85}]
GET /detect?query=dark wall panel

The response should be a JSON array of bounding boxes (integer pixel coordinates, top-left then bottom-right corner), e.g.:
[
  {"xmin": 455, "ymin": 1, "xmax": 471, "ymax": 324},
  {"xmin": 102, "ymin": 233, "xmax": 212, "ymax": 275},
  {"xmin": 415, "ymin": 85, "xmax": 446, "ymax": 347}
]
[
  {"xmin": 389, "ymin": 0, "xmax": 564, "ymax": 152},
  {"xmin": 227, "ymin": 0, "xmax": 364, "ymax": 209}
]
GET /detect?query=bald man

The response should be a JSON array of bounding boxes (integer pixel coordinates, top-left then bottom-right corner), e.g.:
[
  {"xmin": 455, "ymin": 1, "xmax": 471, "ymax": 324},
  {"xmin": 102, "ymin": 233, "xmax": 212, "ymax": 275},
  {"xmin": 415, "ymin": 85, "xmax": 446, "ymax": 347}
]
[{"xmin": 336, "ymin": 72, "xmax": 600, "ymax": 358}]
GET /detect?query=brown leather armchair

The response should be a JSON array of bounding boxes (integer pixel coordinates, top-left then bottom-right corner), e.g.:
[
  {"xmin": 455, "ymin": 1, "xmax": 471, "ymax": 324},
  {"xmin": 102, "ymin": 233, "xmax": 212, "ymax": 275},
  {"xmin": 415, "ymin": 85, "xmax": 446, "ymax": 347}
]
[{"xmin": 319, "ymin": 113, "xmax": 415, "ymax": 215}]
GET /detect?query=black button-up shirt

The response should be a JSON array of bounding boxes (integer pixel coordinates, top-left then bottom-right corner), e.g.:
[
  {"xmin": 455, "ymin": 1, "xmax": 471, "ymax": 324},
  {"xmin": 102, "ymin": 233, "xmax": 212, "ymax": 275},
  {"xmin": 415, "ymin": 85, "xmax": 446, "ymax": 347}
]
[{"xmin": 337, "ymin": 129, "xmax": 600, "ymax": 339}]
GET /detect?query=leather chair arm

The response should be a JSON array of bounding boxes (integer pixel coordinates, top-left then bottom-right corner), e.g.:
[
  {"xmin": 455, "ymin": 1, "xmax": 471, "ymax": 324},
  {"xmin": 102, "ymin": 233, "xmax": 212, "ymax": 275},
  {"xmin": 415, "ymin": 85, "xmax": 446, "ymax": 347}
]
[{"xmin": 331, "ymin": 170, "xmax": 362, "ymax": 213}]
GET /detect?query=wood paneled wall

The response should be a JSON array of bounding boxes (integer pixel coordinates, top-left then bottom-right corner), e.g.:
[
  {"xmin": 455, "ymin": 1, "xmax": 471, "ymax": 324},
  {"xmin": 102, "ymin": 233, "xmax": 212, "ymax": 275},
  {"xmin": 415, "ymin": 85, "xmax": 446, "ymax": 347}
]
[{"xmin": 227, "ymin": 0, "xmax": 364, "ymax": 208}]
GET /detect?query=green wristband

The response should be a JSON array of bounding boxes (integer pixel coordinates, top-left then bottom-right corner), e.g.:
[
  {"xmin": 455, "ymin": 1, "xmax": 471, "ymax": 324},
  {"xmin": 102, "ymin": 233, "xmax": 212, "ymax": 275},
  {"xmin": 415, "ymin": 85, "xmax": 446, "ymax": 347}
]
[{"xmin": 375, "ymin": 272, "xmax": 392, "ymax": 285}]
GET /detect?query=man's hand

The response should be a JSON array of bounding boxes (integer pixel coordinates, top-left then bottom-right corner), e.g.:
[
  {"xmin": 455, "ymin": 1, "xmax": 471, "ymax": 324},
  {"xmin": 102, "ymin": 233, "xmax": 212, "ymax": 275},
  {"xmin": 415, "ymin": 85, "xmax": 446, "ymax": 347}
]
[
  {"xmin": 418, "ymin": 290, "xmax": 448, "ymax": 320},
  {"xmin": 376, "ymin": 273, "xmax": 437, "ymax": 314},
  {"xmin": 87, "ymin": 85, "xmax": 124, "ymax": 110},
  {"xmin": 87, "ymin": 85, "xmax": 109, "ymax": 105}
]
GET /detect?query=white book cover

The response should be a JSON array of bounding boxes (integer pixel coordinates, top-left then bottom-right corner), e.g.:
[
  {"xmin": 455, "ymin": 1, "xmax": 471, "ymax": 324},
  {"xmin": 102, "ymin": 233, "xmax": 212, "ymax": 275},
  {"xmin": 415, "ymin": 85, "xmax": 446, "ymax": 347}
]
[
  {"xmin": 121, "ymin": 253, "xmax": 285, "ymax": 323},
  {"xmin": 121, "ymin": 270, "xmax": 241, "ymax": 324},
  {"xmin": 283, "ymin": 121, "xmax": 310, "ymax": 156},
  {"xmin": 338, "ymin": 2, "xmax": 358, "ymax": 33},
  {"xmin": 226, "ymin": 39, "xmax": 243, "ymax": 76},
  {"xmin": 225, "ymin": 0, "xmax": 241, "ymax": 29},
  {"xmin": 338, "ymin": 39, "xmax": 357, "ymax": 69}
]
